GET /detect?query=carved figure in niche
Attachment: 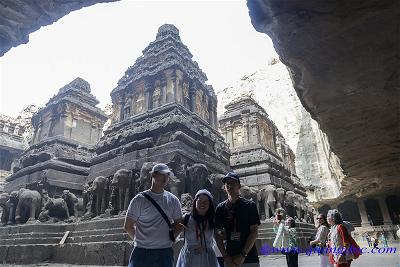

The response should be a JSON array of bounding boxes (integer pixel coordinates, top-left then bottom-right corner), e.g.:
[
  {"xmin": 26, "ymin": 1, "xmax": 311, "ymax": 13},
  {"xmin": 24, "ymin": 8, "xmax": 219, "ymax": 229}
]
[
  {"xmin": 39, "ymin": 191, "xmax": 70, "ymax": 222},
  {"xmin": 194, "ymin": 90, "xmax": 203, "ymax": 117},
  {"xmin": 258, "ymin": 184, "xmax": 277, "ymax": 219},
  {"xmin": 233, "ymin": 124, "xmax": 243, "ymax": 147},
  {"xmin": 111, "ymin": 169, "xmax": 134, "ymax": 214},
  {"xmin": 203, "ymin": 97, "xmax": 209, "ymax": 121},
  {"xmin": 135, "ymin": 88, "xmax": 146, "ymax": 114},
  {"xmin": 137, "ymin": 162, "xmax": 157, "ymax": 192},
  {"xmin": 15, "ymin": 188, "xmax": 42, "ymax": 224},
  {"xmin": 182, "ymin": 82, "xmax": 190, "ymax": 108},
  {"xmin": 152, "ymin": 84, "xmax": 162, "ymax": 108},
  {"xmin": 180, "ymin": 193, "xmax": 193, "ymax": 214},
  {"xmin": 91, "ymin": 176, "xmax": 109, "ymax": 216},
  {"xmin": 209, "ymin": 173, "xmax": 225, "ymax": 204},
  {"xmin": 62, "ymin": 190, "xmax": 79, "ymax": 218},
  {"xmin": 276, "ymin": 187, "xmax": 286, "ymax": 209}
]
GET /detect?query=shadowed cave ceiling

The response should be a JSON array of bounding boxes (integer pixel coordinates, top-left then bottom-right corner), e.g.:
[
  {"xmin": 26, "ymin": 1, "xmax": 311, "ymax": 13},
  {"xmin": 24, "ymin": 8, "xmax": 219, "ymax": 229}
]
[{"xmin": 0, "ymin": 0, "xmax": 398, "ymax": 200}]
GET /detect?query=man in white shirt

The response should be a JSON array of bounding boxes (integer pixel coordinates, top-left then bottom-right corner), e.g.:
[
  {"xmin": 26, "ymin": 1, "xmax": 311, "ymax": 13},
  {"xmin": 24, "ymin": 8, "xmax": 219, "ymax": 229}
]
[{"xmin": 124, "ymin": 163, "xmax": 183, "ymax": 267}]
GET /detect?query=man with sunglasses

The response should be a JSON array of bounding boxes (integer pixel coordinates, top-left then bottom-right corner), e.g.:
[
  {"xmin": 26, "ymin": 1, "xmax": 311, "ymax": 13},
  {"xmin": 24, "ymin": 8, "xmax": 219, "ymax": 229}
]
[{"xmin": 215, "ymin": 172, "xmax": 261, "ymax": 267}]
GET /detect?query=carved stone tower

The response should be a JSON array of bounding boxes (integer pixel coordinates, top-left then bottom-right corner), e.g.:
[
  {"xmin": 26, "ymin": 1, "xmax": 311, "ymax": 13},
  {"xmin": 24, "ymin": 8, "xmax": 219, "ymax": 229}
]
[
  {"xmin": 5, "ymin": 78, "xmax": 107, "ymax": 194},
  {"xmin": 89, "ymin": 24, "xmax": 230, "ymax": 201},
  {"xmin": 219, "ymin": 96, "xmax": 307, "ymax": 219}
]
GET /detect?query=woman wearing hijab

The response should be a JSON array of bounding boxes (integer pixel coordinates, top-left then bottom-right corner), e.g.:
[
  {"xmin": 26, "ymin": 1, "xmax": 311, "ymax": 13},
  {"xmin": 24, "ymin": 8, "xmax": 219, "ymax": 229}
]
[{"xmin": 176, "ymin": 189, "xmax": 220, "ymax": 267}]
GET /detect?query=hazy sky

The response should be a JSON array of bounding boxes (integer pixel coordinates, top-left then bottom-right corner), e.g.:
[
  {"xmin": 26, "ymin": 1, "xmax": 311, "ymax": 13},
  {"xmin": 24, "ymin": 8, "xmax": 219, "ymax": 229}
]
[{"xmin": 0, "ymin": 0, "xmax": 277, "ymax": 117}]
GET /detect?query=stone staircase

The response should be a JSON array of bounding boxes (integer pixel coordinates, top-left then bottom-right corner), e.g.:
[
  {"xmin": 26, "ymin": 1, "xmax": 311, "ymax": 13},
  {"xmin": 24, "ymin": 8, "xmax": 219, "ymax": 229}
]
[
  {"xmin": 0, "ymin": 218, "xmax": 316, "ymax": 265},
  {"xmin": 0, "ymin": 217, "xmax": 132, "ymax": 265}
]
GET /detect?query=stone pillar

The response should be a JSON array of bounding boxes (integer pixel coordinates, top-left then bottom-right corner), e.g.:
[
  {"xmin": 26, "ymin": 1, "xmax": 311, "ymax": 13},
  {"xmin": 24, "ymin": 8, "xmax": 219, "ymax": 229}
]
[
  {"xmin": 226, "ymin": 126, "xmax": 234, "ymax": 148},
  {"xmin": 190, "ymin": 83, "xmax": 197, "ymax": 113},
  {"xmin": 208, "ymin": 105, "xmax": 215, "ymax": 128},
  {"xmin": 144, "ymin": 79, "xmax": 152, "ymax": 111},
  {"xmin": 356, "ymin": 199, "xmax": 370, "ymax": 227},
  {"xmin": 118, "ymin": 98, "xmax": 125, "ymax": 122},
  {"xmin": 377, "ymin": 196, "xmax": 392, "ymax": 225}
]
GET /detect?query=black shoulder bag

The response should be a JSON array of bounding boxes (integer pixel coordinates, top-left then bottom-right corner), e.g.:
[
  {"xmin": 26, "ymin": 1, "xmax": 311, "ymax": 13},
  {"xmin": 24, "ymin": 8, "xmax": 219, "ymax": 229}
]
[{"xmin": 141, "ymin": 192, "xmax": 176, "ymax": 242}]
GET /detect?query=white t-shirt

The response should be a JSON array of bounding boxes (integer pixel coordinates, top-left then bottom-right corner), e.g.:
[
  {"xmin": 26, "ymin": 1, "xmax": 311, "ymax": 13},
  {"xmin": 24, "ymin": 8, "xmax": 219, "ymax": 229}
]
[{"xmin": 126, "ymin": 189, "xmax": 182, "ymax": 249}]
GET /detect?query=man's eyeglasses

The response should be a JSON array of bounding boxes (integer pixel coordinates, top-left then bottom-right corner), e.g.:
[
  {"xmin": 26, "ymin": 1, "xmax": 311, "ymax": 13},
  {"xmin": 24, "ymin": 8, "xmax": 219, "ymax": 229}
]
[{"xmin": 317, "ymin": 217, "xmax": 323, "ymax": 220}]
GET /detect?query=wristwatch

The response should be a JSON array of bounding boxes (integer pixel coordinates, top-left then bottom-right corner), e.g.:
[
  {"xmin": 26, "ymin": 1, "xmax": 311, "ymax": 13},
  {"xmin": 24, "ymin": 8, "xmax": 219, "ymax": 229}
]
[{"xmin": 240, "ymin": 250, "xmax": 248, "ymax": 257}]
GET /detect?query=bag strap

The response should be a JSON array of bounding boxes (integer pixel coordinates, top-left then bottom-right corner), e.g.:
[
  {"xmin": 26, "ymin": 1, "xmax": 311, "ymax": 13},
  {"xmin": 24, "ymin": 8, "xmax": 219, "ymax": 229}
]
[
  {"xmin": 142, "ymin": 192, "xmax": 171, "ymax": 228},
  {"xmin": 183, "ymin": 213, "xmax": 190, "ymax": 241},
  {"xmin": 183, "ymin": 213, "xmax": 190, "ymax": 226}
]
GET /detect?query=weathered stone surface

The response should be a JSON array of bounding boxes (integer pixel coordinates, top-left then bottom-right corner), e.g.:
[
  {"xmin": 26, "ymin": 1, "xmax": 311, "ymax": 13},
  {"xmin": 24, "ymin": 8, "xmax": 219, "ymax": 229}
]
[
  {"xmin": 89, "ymin": 24, "xmax": 230, "ymax": 204},
  {"xmin": 216, "ymin": 60, "xmax": 342, "ymax": 200},
  {"xmin": 247, "ymin": 0, "xmax": 400, "ymax": 199},
  {"xmin": 0, "ymin": 0, "xmax": 117, "ymax": 56},
  {"xmin": 5, "ymin": 78, "xmax": 107, "ymax": 194}
]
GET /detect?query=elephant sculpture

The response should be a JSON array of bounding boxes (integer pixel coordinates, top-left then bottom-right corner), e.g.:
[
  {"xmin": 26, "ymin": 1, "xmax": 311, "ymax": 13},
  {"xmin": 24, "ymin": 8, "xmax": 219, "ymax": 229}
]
[
  {"xmin": 0, "ymin": 192, "xmax": 16, "ymax": 225},
  {"xmin": 111, "ymin": 169, "xmax": 134, "ymax": 213},
  {"xmin": 284, "ymin": 190, "xmax": 296, "ymax": 218},
  {"xmin": 258, "ymin": 184, "xmax": 277, "ymax": 220},
  {"xmin": 209, "ymin": 173, "xmax": 225, "ymax": 204},
  {"xmin": 186, "ymin": 163, "xmax": 209, "ymax": 197},
  {"xmin": 39, "ymin": 193, "xmax": 69, "ymax": 222},
  {"xmin": 293, "ymin": 193, "xmax": 302, "ymax": 220},
  {"xmin": 82, "ymin": 183, "xmax": 91, "ymax": 215},
  {"xmin": 138, "ymin": 162, "xmax": 157, "ymax": 192},
  {"xmin": 240, "ymin": 186, "xmax": 258, "ymax": 202},
  {"xmin": 91, "ymin": 176, "xmax": 109, "ymax": 216},
  {"xmin": 62, "ymin": 190, "xmax": 79, "ymax": 218},
  {"xmin": 15, "ymin": 188, "xmax": 42, "ymax": 224},
  {"xmin": 276, "ymin": 187, "xmax": 285, "ymax": 209},
  {"xmin": 0, "ymin": 193, "xmax": 8, "ymax": 225}
]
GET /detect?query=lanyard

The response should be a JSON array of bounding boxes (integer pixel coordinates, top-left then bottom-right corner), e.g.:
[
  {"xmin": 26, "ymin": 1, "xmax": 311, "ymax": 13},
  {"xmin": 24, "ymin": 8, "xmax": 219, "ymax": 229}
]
[{"xmin": 226, "ymin": 201, "xmax": 237, "ymax": 232}]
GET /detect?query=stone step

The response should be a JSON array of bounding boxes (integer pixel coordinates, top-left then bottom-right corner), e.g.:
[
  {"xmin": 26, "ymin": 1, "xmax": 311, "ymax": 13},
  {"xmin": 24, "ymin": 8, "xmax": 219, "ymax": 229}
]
[
  {"xmin": 0, "ymin": 223, "xmax": 66, "ymax": 235},
  {"xmin": 0, "ymin": 231, "xmax": 65, "ymax": 239},
  {"xmin": 69, "ymin": 227, "xmax": 124, "ymax": 237},
  {"xmin": 0, "ymin": 236, "xmax": 61, "ymax": 245},
  {"xmin": 0, "ymin": 241, "xmax": 132, "ymax": 265},
  {"xmin": 66, "ymin": 233, "xmax": 129, "ymax": 243}
]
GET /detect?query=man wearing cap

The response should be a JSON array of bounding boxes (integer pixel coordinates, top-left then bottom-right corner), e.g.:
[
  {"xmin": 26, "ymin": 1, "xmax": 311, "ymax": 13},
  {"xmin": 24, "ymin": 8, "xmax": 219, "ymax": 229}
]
[
  {"xmin": 215, "ymin": 172, "xmax": 261, "ymax": 267},
  {"xmin": 124, "ymin": 163, "xmax": 183, "ymax": 267}
]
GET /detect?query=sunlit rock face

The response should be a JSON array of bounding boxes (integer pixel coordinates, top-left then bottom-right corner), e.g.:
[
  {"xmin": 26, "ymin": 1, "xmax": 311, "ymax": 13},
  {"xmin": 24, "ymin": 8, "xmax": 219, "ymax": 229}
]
[
  {"xmin": 247, "ymin": 0, "xmax": 400, "ymax": 199},
  {"xmin": 216, "ymin": 59, "xmax": 342, "ymax": 200},
  {"xmin": 0, "ymin": 0, "xmax": 117, "ymax": 56}
]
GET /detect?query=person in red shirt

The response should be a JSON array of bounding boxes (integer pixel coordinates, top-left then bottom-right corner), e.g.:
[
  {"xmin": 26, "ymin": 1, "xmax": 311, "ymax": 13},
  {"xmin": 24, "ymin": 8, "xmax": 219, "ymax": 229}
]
[{"xmin": 327, "ymin": 209, "xmax": 361, "ymax": 267}]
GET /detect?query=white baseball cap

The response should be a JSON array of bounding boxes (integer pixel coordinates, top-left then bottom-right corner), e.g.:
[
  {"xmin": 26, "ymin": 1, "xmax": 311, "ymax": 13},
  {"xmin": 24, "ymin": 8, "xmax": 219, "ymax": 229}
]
[{"xmin": 151, "ymin": 163, "xmax": 175, "ymax": 178}]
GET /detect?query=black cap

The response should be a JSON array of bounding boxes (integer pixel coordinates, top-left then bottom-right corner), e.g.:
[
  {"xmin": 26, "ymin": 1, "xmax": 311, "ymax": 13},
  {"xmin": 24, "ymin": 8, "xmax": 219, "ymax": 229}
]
[{"xmin": 222, "ymin": 172, "xmax": 240, "ymax": 183}]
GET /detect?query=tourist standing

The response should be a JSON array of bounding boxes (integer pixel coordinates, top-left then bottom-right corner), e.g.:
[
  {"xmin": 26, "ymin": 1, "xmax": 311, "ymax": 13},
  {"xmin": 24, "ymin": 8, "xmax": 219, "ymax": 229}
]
[
  {"xmin": 365, "ymin": 233, "xmax": 372, "ymax": 247},
  {"xmin": 272, "ymin": 208, "xmax": 288, "ymax": 251},
  {"xmin": 310, "ymin": 214, "xmax": 333, "ymax": 267},
  {"xmin": 176, "ymin": 189, "xmax": 220, "ymax": 267},
  {"xmin": 327, "ymin": 209, "xmax": 360, "ymax": 267},
  {"xmin": 124, "ymin": 163, "xmax": 183, "ymax": 267},
  {"xmin": 215, "ymin": 172, "xmax": 261, "ymax": 267}
]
